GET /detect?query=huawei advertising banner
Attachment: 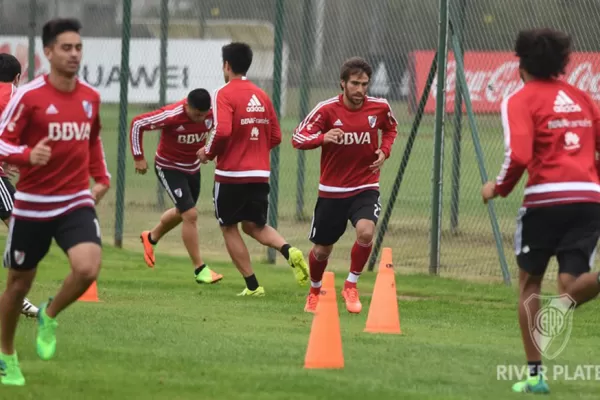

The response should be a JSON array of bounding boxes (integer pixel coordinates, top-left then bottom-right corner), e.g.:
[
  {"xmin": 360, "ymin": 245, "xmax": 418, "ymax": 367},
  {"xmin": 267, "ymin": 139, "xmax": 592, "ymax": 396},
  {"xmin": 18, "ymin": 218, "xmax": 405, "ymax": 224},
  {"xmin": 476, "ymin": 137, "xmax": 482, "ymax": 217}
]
[{"xmin": 410, "ymin": 50, "xmax": 600, "ymax": 114}]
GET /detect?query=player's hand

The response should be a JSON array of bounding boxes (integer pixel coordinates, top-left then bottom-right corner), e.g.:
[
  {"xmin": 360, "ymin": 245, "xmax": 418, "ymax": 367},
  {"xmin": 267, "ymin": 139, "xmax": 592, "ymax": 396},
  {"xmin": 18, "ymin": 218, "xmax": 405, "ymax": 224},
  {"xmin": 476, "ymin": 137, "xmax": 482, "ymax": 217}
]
[
  {"xmin": 197, "ymin": 147, "xmax": 209, "ymax": 164},
  {"xmin": 323, "ymin": 128, "xmax": 344, "ymax": 144},
  {"xmin": 91, "ymin": 183, "xmax": 110, "ymax": 205},
  {"xmin": 3, "ymin": 163, "xmax": 18, "ymax": 179},
  {"xmin": 481, "ymin": 181, "xmax": 497, "ymax": 204},
  {"xmin": 135, "ymin": 159, "xmax": 148, "ymax": 174},
  {"xmin": 30, "ymin": 137, "xmax": 52, "ymax": 166},
  {"xmin": 369, "ymin": 149, "xmax": 386, "ymax": 172}
]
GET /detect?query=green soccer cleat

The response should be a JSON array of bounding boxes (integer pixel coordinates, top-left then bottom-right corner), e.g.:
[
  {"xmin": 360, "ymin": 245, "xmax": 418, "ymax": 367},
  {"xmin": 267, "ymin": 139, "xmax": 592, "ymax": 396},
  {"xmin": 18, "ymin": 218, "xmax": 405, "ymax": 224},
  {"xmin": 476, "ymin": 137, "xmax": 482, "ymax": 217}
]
[
  {"xmin": 237, "ymin": 286, "xmax": 265, "ymax": 297},
  {"xmin": 195, "ymin": 266, "xmax": 224, "ymax": 284},
  {"xmin": 287, "ymin": 247, "xmax": 309, "ymax": 286},
  {"xmin": 511, "ymin": 375, "xmax": 550, "ymax": 394},
  {"xmin": 0, "ymin": 352, "xmax": 25, "ymax": 386},
  {"xmin": 36, "ymin": 300, "xmax": 58, "ymax": 361}
]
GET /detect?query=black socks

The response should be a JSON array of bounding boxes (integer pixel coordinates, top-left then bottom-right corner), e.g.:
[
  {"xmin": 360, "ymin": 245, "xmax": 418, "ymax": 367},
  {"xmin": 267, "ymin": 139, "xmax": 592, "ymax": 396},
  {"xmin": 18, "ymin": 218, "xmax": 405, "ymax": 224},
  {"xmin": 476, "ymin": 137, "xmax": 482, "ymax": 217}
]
[
  {"xmin": 280, "ymin": 244, "xmax": 291, "ymax": 261},
  {"xmin": 528, "ymin": 361, "xmax": 542, "ymax": 377},
  {"xmin": 148, "ymin": 233, "xmax": 157, "ymax": 245},
  {"xmin": 244, "ymin": 274, "xmax": 259, "ymax": 291}
]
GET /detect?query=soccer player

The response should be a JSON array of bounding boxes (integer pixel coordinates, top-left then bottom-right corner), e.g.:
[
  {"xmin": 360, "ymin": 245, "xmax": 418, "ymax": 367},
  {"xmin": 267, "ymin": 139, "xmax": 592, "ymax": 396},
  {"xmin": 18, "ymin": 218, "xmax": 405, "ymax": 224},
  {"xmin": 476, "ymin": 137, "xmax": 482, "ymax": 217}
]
[
  {"xmin": 0, "ymin": 18, "xmax": 111, "ymax": 386},
  {"xmin": 0, "ymin": 53, "xmax": 39, "ymax": 318},
  {"xmin": 481, "ymin": 28, "xmax": 600, "ymax": 394},
  {"xmin": 292, "ymin": 57, "xmax": 398, "ymax": 314},
  {"xmin": 197, "ymin": 42, "xmax": 309, "ymax": 296},
  {"xmin": 130, "ymin": 89, "xmax": 223, "ymax": 284}
]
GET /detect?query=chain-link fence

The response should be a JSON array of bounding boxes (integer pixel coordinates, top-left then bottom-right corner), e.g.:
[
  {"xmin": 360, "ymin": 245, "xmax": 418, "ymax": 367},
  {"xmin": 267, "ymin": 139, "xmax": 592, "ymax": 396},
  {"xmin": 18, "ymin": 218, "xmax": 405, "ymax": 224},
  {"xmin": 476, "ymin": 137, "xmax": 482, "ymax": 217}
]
[{"xmin": 2, "ymin": 0, "xmax": 599, "ymax": 283}]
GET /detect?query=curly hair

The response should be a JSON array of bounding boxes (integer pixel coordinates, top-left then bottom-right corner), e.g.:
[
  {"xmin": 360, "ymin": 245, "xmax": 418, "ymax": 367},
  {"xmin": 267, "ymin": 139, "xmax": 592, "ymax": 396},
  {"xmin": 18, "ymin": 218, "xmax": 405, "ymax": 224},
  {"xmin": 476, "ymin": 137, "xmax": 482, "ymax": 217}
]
[{"xmin": 515, "ymin": 28, "xmax": 572, "ymax": 79}]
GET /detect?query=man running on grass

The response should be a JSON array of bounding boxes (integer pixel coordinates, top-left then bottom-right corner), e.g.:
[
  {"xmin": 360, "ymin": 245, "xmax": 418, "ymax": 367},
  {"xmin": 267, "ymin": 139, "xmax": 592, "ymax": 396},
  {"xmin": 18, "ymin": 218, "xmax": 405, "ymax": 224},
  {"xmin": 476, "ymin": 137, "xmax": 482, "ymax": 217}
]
[
  {"xmin": 482, "ymin": 27, "xmax": 600, "ymax": 394},
  {"xmin": 130, "ymin": 88, "xmax": 223, "ymax": 284},
  {"xmin": 292, "ymin": 57, "xmax": 398, "ymax": 314},
  {"xmin": 197, "ymin": 42, "xmax": 309, "ymax": 296}
]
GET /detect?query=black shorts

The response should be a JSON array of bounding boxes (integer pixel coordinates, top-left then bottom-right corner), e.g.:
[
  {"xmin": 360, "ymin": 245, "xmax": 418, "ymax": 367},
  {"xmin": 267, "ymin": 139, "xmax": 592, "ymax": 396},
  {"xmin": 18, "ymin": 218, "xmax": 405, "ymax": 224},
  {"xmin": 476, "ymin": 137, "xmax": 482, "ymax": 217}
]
[
  {"xmin": 213, "ymin": 182, "xmax": 269, "ymax": 227},
  {"xmin": 309, "ymin": 190, "xmax": 381, "ymax": 246},
  {"xmin": 155, "ymin": 165, "xmax": 200, "ymax": 213},
  {"xmin": 515, "ymin": 202, "xmax": 600, "ymax": 276},
  {"xmin": 0, "ymin": 177, "xmax": 15, "ymax": 221},
  {"xmin": 3, "ymin": 206, "xmax": 102, "ymax": 270}
]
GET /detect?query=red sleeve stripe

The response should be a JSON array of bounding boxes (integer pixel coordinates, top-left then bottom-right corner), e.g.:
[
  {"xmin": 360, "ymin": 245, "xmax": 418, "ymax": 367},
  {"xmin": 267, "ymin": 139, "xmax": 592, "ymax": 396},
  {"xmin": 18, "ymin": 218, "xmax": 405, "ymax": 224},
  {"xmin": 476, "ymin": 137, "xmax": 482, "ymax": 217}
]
[
  {"xmin": 0, "ymin": 76, "xmax": 45, "ymax": 139},
  {"xmin": 292, "ymin": 97, "xmax": 337, "ymax": 144},
  {"xmin": 131, "ymin": 105, "xmax": 184, "ymax": 155},
  {"xmin": 496, "ymin": 91, "xmax": 520, "ymax": 185},
  {"xmin": 204, "ymin": 83, "xmax": 230, "ymax": 154},
  {"xmin": 0, "ymin": 139, "xmax": 27, "ymax": 156}
]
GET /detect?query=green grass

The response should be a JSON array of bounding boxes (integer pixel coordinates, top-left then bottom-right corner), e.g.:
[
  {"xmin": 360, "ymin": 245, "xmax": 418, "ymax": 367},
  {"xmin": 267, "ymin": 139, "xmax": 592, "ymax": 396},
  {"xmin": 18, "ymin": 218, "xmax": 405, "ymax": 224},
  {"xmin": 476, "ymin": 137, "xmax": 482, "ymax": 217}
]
[
  {"xmin": 93, "ymin": 98, "xmax": 539, "ymax": 283},
  {"xmin": 1, "ymin": 237, "xmax": 599, "ymax": 399}
]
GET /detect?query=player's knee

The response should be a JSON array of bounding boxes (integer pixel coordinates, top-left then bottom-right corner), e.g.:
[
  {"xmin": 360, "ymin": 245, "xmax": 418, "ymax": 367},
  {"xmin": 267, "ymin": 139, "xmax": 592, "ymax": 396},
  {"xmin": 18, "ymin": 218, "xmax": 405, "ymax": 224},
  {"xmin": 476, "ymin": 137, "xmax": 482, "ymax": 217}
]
[
  {"xmin": 69, "ymin": 245, "xmax": 102, "ymax": 283},
  {"xmin": 181, "ymin": 208, "xmax": 197, "ymax": 223},
  {"xmin": 241, "ymin": 221, "xmax": 260, "ymax": 236},
  {"xmin": 519, "ymin": 272, "xmax": 542, "ymax": 296},
  {"xmin": 74, "ymin": 263, "xmax": 100, "ymax": 284},
  {"xmin": 7, "ymin": 275, "xmax": 33, "ymax": 297},
  {"xmin": 312, "ymin": 245, "xmax": 332, "ymax": 260},
  {"xmin": 356, "ymin": 223, "xmax": 375, "ymax": 244}
]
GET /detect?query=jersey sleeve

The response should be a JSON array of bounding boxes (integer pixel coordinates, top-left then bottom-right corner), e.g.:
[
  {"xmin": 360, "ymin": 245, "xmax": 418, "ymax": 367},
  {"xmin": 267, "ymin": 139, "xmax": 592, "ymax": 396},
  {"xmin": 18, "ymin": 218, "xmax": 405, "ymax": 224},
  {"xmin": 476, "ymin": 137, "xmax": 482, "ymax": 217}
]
[
  {"xmin": 268, "ymin": 100, "xmax": 282, "ymax": 149},
  {"xmin": 291, "ymin": 102, "xmax": 328, "ymax": 149},
  {"xmin": 129, "ymin": 105, "xmax": 181, "ymax": 161},
  {"xmin": 204, "ymin": 88, "xmax": 233, "ymax": 160},
  {"xmin": 494, "ymin": 94, "xmax": 533, "ymax": 197},
  {"xmin": 89, "ymin": 107, "xmax": 111, "ymax": 186},
  {"xmin": 0, "ymin": 94, "xmax": 33, "ymax": 166},
  {"xmin": 379, "ymin": 102, "xmax": 399, "ymax": 158}
]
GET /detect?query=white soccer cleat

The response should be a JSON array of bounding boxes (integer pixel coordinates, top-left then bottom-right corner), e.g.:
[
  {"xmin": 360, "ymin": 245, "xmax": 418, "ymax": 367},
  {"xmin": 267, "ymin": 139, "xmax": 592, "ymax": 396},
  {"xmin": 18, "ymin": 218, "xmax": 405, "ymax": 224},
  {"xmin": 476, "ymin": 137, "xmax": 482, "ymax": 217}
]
[{"xmin": 21, "ymin": 298, "xmax": 39, "ymax": 318}]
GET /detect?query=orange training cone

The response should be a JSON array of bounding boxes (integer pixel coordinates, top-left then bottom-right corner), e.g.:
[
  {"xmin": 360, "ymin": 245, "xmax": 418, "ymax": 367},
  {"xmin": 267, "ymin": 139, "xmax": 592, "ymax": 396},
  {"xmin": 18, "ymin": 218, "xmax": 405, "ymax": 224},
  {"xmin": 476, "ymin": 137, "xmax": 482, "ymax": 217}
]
[
  {"xmin": 78, "ymin": 281, "xmax": 100, "ymax": 302},
  {"xmin": 304, "ymin": 271, "xmax": 344, "ymax": 369},
  {"xmin": 364, "ymin": 248, "xmax": 401, "ymax": 334}
]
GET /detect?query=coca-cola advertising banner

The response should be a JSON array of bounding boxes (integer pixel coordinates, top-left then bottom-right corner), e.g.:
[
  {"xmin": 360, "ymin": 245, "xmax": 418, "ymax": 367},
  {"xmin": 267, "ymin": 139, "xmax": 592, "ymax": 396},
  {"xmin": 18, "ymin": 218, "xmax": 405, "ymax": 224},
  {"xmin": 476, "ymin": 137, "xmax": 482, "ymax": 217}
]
[{"xmin": 410, "ymin": 50, "xmax": 600, "ymax": 114}]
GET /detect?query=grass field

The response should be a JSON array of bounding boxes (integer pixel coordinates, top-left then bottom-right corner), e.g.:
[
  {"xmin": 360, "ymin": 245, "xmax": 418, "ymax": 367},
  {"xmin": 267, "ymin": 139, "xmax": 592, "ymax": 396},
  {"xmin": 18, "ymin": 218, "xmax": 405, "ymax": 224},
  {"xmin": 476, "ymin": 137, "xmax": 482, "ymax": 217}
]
[
  {"xmin": 91, "ymin": 93, "xmax": 545, "ymax": 284},
  {"xmin": 1, "ymin": 235, "xmax": 599, "ymax": 399}
]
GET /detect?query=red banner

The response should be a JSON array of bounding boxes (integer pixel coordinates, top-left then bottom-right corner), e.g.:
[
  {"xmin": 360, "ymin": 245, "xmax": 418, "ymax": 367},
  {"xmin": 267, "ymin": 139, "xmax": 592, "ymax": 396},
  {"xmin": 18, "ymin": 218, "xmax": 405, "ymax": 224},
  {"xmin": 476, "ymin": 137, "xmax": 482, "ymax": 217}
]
[{"xmin": 410, "ymin": 50, "xmax": 600, "ymax": 113}]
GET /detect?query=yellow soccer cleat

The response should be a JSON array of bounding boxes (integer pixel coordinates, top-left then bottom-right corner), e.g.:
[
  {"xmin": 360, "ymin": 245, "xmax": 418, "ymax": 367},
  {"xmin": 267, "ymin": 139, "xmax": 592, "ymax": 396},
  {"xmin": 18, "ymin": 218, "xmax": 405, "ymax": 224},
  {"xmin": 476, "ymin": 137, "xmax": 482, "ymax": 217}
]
[{"xmin": 237, "ymin": 286, "xmax": 265, "ymax": 297}]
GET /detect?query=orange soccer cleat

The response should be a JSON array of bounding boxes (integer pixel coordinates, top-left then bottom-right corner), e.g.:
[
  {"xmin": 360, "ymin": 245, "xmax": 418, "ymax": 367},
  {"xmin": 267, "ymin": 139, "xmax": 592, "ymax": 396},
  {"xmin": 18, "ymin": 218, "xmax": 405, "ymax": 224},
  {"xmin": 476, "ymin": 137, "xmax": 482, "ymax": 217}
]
[
  {"xmin": 341, "ymin": 286, "xmax": 362, "ymax": 314},
  {"xmin": 140, "ymin": 231, "xmax": 156, "ymax": 268}
]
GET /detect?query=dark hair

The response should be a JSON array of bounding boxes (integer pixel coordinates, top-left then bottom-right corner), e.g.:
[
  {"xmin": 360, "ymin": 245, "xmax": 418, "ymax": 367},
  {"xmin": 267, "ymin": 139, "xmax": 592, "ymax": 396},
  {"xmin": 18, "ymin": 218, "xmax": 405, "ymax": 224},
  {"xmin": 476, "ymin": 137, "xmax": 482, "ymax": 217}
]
[
  {"xmin": 187, "ymin": 88, "xmax": 211, "ymax": 111},
  {"xmin": 222, "ymin": 42, "xmax": 253, "ymax": 75},
  {"xmin": 0, "ymin": 53, "xmax": 21, "ymax": 83},
  {"xmin": 42, "ymin": 18, "xmax": 82, "ymax": 48},
  {"xmin": 515, "ymin": 28, "xmax": 572, "ymax": 79},
  {"xmin": 340, "ymin": 57, "xmax": 372, "ymax": 89}
]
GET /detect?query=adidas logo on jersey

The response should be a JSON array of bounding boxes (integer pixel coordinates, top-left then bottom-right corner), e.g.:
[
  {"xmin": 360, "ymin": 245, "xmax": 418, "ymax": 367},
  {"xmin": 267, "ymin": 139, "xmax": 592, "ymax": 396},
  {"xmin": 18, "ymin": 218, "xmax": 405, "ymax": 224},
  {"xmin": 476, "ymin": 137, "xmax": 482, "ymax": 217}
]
[
  {"xmin": 334, "ymin": 119, "xmax": 343, "ymax": 126},
  {"xmin": 553, "ymin": 90, "xmax": 582, "ymax": 113},
  {"xmin": 46, "ymin": 104, "xmax": 58, "ymax": 114},
  {"xmin": 246, "ymin": 94, "xmax": 265, "ymax": 113}
]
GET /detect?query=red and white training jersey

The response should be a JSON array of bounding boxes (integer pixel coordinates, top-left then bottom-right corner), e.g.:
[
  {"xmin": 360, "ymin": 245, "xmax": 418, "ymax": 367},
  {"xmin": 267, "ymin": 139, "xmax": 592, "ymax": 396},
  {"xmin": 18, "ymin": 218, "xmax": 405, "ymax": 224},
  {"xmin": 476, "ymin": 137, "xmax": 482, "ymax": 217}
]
[
  {"xmin": 292, "ymin": 95, "xmax": 398, "ymax": 198},
  {"xmin": 0, "ymin": 75, "xmax": 111, "ymax": 221},
  {"xmin": 204, "ymin": 77, "xmax": 281, "ymax": 184},
  {"xmin": 129, "ymin": 99, "xmax": 213, "ymax": 174},
  {"xmin": 495, "ymin": 78, "xmax": 600, "ymax": 208},
  {"xmin": 0, "ymin": 82, "xmax": 17, "ymax": 178}
]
